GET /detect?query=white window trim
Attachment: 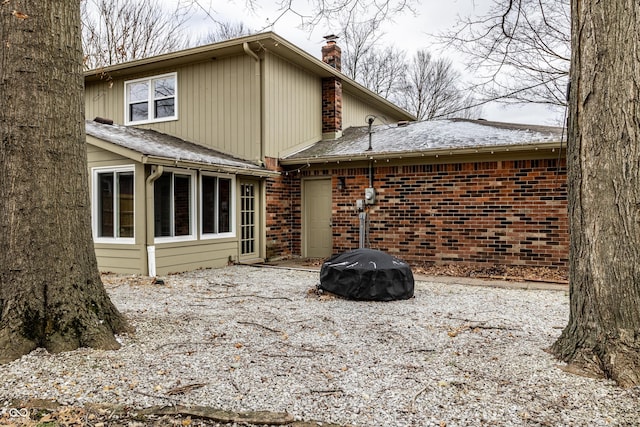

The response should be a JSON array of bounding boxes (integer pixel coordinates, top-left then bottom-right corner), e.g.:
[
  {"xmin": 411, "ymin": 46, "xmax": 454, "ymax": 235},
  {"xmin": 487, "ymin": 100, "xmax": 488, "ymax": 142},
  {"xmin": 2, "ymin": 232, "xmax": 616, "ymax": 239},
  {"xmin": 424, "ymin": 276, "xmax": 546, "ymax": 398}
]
[
  {"xmin": 154, "ymin": 168, "xmax": 197, "ymax": 244},
  {"xmin": 199, "ymin": 173, "xmax": 236, "ymax": 240},
  {"xmin": 124, "ymin": 72, "xmax": 178, "ymax": 125},
  {"xmin": 91, "ymin": 165, "xmax": 136, "ymax": 244}
]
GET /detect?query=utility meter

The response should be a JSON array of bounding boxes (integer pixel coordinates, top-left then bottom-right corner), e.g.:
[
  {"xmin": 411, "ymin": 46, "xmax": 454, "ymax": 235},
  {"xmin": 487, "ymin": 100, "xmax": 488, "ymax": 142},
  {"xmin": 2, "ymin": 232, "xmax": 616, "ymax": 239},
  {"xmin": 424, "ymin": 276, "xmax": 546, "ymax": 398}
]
[{"xmin": 364, "ymin": 187, "xmax": 376, "ymax": 205}]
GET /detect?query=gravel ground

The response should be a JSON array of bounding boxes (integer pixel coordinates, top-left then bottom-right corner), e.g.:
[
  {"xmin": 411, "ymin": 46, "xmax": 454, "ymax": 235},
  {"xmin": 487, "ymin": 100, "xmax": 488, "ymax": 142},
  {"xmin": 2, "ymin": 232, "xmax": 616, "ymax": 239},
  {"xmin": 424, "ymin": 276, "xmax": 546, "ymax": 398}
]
[{"xmin": 1, "ymin": 265, "xmax": 639, "ymax": 426}]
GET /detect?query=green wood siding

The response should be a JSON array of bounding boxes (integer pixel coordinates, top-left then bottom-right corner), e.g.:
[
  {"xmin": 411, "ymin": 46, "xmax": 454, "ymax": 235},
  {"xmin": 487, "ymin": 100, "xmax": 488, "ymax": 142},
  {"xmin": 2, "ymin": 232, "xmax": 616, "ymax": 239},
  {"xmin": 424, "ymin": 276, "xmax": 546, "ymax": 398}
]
[
  {"xmin": 342, "ymin": 90, "xmax": 393, "ymax": 129},
  {"xmin": 85, "ymin": 54, "xmax": 261, "ymax": 162},
  {"xmin": 154, "ymin": 239, "xmax": 238, "ymax": 275},
  {"xmin": 263, "ymin": 51, "xmax": 322, "ymax": 158}
]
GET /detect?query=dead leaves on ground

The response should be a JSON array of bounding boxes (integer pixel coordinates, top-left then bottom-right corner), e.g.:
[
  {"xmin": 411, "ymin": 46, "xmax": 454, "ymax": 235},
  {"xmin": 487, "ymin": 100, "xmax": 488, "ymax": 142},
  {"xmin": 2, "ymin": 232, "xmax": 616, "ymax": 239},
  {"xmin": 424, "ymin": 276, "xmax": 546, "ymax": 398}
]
[
  {"xmin": 101, "ymin": 273, "xmax": 159, "ymax": 288},
  {"xmin": 414, "ymin": 263, "xmax": 568, "ymax": 284}
]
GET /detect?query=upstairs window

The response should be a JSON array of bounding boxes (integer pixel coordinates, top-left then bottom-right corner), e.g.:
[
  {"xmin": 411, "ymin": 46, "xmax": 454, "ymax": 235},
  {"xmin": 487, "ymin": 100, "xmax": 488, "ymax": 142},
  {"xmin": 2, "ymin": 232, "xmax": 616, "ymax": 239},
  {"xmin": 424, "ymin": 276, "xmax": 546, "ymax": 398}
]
[
  {"xmin": 125, "ymin": 73, "xmax": 177, "ymax": 124},
  {"xmin": 92, "ymin": 166, "xmax": 135, "ymax": 243}
]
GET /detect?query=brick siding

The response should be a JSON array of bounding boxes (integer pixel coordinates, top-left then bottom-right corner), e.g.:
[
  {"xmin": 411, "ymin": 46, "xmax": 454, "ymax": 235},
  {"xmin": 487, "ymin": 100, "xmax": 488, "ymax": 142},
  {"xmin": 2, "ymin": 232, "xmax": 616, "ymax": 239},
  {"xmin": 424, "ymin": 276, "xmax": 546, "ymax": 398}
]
[
  {"xmin": 321, "ymin": 78, "xmax": 342, "ymax": 135},
  {"xmin": 266, "ymin": 157, "xmax": 568, "ymax": 268}
]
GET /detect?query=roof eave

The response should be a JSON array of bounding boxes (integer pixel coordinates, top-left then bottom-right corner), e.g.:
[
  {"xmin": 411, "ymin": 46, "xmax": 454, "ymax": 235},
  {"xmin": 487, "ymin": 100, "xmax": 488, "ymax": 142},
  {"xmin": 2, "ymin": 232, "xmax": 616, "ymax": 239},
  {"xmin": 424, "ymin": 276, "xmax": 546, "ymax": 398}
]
[
  {"xmin": 142, "ymin": 155, "xmax": 279, "ymax": 177},
  {"xmin": 279, "ymin": 141, "xmax": 564, "ymax": 165}
]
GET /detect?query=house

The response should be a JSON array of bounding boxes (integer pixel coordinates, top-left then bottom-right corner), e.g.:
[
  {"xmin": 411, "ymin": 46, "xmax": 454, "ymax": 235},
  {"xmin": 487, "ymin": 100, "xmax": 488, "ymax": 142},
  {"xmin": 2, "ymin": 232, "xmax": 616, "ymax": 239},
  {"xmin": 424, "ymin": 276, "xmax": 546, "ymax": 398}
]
[
  {"xmin": 277, "ymin": 119, "xmax": 568, "ymax": 268},
  {"xmin": 84, "ymin": 32, "xmax": 414, "ymax": 275},
  {"xmin": 85, "ymin": 32, "xmax": 568, "ymax": 275}
]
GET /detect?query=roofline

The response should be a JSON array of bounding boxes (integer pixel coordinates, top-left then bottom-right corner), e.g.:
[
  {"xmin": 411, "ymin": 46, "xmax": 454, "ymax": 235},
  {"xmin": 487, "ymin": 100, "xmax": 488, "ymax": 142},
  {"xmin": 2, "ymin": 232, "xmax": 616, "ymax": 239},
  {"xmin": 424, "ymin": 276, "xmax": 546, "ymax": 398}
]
[
  {"xmin": 84, "ymin": 32, "xmax": 415, "ymax": 122},
  {"xmin": 142, "ymin": 155, "xmax": 280, "ymax": 178},
  {"xmin": 279, "ymin": 141, "xmax": 565, "ymax": 165},
  {"xmin": 86, "ymin": 135, "xmax": 279, "ymax": 178}
]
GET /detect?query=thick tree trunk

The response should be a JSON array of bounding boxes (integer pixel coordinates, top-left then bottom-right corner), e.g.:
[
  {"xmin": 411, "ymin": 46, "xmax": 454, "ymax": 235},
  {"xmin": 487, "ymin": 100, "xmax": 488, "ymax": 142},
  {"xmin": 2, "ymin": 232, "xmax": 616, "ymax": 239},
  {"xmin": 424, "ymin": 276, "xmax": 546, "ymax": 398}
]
[
  {"xmin": 0, "ymin": 1, "xmax": 129, "ymax": 363},
  {"xmin": 551, "ymin": 0, "xmax": 640, "ymax": 387}
]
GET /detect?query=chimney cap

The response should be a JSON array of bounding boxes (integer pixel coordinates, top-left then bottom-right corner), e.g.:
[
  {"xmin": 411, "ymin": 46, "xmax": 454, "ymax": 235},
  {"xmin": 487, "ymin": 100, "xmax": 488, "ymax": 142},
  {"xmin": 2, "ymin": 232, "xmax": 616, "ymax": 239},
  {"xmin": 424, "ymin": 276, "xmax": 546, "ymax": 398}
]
[{"xmin": 323, "ymin": 34, "xmax": 339, "ymax": 43}]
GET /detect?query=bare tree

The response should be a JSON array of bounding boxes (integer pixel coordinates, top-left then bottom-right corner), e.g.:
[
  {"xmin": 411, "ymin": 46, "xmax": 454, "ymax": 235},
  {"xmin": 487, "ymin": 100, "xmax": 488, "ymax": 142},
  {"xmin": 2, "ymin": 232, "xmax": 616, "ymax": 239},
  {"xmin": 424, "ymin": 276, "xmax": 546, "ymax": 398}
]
[
  {"xmin": 392, "ymin": 50, "xmax": 480, "ymax": 121},
  {"xmin": 1, "ymin": 0, "xmax": 130, "ymax": 363},
  {"xmin": 442, "ymin": 0, "xmax": 570, "ymax": 107},
  {"xmin": 188, "ymin": 0, "xmax": 413, "ymax": 33},
  {"xmin": 340, "ymin": 20, "xmax": 383, "ymax": 81},
  {"xmin": 549, "ymin": 0, "xmax": 640, "ymax": 387},
  {"xmin": 82, "ymin": 0, "xmax": 193, "ymax": 69},
  {"xmin": 358, "ymin": 45, "xmax": 407, "ymax": 100},
  {"xmin": 197, "ymin": 21, "xmax": 255, "ymax": 45}
]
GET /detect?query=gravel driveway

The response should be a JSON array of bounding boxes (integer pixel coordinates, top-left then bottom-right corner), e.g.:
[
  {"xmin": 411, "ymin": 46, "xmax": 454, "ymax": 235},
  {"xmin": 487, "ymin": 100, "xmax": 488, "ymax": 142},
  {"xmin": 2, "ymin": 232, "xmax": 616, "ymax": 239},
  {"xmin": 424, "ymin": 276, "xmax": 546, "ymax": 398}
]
[{"xmin": 1, "ymin": 265, "xmax": 639, "ymax": 426}]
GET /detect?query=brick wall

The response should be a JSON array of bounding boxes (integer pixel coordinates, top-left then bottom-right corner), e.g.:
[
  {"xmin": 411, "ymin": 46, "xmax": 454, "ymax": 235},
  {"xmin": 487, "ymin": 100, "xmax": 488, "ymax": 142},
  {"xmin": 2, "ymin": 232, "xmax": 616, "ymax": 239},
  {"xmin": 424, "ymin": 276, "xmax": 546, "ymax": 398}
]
[
  {"xmin": 264, "ymin": 157, "xmax": 298, "ymax": 259},
  {"xmin": 267, "ymin": 157, "xmax": 568, "ymax": 268},
  {"xmin": 321, "ymin": 78, "xmax": 342, "ymax": 135}
]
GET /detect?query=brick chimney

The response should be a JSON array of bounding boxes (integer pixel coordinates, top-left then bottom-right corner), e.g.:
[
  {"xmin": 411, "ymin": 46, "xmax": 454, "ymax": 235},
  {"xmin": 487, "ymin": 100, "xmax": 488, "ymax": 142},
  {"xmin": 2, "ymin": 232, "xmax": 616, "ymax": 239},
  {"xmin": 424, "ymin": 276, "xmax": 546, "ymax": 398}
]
[
  {"xmin": 321, "ymin": 34, "xmax": 341, "ymax": 71},
  {"xmin": 321, "ymin": 35, "xmax": 342, "ymax": 139}
]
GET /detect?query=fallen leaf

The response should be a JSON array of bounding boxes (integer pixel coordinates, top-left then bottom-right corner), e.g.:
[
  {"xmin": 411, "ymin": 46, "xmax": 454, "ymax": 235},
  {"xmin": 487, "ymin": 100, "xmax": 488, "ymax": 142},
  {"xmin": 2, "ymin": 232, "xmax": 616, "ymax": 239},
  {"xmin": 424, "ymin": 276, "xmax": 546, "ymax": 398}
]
[{"xmin": 12, "ymin": 10, "xmax": 29, "ymax": 19}]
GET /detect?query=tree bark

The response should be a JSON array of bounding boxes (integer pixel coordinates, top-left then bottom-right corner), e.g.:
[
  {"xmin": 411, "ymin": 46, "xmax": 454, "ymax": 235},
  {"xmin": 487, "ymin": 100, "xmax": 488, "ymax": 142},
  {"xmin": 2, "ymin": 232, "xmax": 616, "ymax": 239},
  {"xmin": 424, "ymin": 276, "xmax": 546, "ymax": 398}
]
[
  {"xmin": 0, "ymin": 1, "xmax": 129, "ymax": 363},
  {"xmin": 551, "ymin": 0, "xmax": 640, "ymax": 387}
]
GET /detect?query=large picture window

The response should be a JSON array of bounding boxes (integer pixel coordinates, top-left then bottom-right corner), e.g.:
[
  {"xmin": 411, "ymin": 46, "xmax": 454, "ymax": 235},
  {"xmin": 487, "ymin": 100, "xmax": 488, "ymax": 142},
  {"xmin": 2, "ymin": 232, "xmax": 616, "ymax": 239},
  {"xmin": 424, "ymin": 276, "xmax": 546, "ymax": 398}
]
[
  {"xmin": 92, "ymin": 166, "xmax": 135, "ymax": 243},
  {"xmin": 201, "ymin": 174, "xmax": 234, "ymax": 238},
  {"xmin": 125, "ymin": 73, "xmax": 177, "ymax": 124},
  {"xmin": 154, "ymin": 170, "xmax": 195, "ymax": 241}
]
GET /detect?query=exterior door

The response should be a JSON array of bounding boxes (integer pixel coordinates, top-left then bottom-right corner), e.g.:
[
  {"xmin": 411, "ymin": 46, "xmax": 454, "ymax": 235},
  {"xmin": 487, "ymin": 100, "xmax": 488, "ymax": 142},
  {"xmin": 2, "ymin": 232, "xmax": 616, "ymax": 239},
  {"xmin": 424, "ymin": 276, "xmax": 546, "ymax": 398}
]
[
  {"xmin": 239, "ymin": 180, "xmax": 259, "ymax": 260},
  {"xmin": 303, "ymin": 178, "xmax": 332, "ymax": 258}
]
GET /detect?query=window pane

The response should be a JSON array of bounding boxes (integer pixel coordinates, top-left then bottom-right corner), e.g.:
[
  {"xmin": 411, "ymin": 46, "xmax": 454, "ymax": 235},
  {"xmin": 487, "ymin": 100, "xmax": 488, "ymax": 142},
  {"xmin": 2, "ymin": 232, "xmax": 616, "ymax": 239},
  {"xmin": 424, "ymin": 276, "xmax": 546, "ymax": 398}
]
[
  {"xmin": 130, "ymin": 102, "xmax": 148, "ymax": 122},
  {"xmin": 154, "ymin": 98, "xmax": 174, "ymax": 119},
  {"xmin": 174, "ymin": 174, "xmax": 191, "ymax": 236},
  {"xmin": 154, "ymin": 77, "xmax": 175, "ymax": 98},
  {"xmin": 128, "ymin": 81, "xmax": 148, "ymax": 102},
  {"xmin": 154, "ymin": 173, "xmax": 172, "ymax": 237},
  {"xmin": 202, "ymin": 176, "xmax": 216, "ymax": 234},
  {"xmin": 98, "ymin": 173, "xmax": 114, "ymax": 237},
  {"xmin": 118, "ymin": 172, "xmax": 134, "ymax": 238},
  {"xmin": 218, "ymin": 178, "xmax": 231, "ymax": 233}
]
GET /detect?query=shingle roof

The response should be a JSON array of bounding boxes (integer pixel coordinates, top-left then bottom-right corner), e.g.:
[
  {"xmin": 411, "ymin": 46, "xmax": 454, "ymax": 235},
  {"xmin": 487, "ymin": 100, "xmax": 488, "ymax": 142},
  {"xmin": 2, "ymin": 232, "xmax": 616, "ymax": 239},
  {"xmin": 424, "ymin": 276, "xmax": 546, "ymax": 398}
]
[
  {"xmin": 283, "ymin": 118, "xmax": 564, "ymax": 163},
  {"xmin": 86, "ymin": 120, "xmax": 269, "ymax": 174}
]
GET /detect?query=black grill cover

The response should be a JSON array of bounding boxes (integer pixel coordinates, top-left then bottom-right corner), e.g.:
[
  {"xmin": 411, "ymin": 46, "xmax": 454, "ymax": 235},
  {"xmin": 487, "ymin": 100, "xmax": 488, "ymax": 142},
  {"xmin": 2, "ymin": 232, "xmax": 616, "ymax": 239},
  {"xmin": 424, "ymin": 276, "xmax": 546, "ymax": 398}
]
[{"xmin": 319, "ymin": 248, "xmax": 414, "ymax": 301}]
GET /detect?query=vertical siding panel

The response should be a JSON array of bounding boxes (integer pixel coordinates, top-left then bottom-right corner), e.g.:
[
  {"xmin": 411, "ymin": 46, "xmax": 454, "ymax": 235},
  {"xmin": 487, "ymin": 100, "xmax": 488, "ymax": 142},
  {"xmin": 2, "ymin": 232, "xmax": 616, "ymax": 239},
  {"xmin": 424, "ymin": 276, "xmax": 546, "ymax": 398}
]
[
  {"xmin": 342, "ymin": 91, "xmax": 389, "ymax": 129},
  {"xmin": 262, "ymin": 52, "xmax": 322, "ymax": 158},
  {"xmin": 216, "ymin": 60, "xmax": 224, "ymax": 150},
  {"xmin": 224, "ymin": 59, "xmax": 232, "ymax": 154},
  {"xmin": 230, "ymin": 56, "xmax": 240, "ymax": 156}
]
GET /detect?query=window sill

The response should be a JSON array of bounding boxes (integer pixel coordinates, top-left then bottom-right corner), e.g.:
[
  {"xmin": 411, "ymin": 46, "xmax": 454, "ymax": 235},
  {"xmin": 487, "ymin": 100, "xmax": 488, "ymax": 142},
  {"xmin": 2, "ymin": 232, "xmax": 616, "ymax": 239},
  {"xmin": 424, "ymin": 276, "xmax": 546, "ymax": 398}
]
[
  {"xmin": 200, "ymin": 232, "xmax": 236, "ymax": 240},
  {"xmin": 154, "ymin": 235, "xmax": 197, "ymax": 244},
  {"xmin": 94, "ymin": 238, "xmax": 136, "ymax": 245},
  {"xmin": 125, "ymin": 116, "xmax": 178, "ymax": 126}
]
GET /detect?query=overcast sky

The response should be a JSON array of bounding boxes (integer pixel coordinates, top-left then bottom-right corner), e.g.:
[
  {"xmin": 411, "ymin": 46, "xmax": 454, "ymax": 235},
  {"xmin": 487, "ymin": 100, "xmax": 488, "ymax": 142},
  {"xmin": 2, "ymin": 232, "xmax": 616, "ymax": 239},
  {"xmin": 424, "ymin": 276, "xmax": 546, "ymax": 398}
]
[{"xmin": 179, "ymin": 0, "xmax": 565, "ymax": 126}]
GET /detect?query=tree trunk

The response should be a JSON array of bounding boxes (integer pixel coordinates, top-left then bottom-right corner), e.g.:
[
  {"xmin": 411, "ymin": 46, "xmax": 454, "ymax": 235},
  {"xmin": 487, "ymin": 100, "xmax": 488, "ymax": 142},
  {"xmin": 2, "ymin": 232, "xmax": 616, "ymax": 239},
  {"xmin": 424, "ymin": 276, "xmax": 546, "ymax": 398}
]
[
  {"xmin": 0, "ymin": 1, "xmax": 129, "ymax": 363},
  {"xmin": 551, "ymin": 0, "xmax": 640, "ymax": 387}
]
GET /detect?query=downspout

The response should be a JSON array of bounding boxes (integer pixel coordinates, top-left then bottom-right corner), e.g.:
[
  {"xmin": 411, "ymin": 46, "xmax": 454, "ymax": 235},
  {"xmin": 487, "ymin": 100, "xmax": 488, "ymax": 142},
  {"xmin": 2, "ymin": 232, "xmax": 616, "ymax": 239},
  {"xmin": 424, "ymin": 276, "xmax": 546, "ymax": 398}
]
[
  {"xmin": 145, "ymin": 165, "xmax": 163, "ymax": 277},
  {"xmin": 244, "ymin": 42, "xmax": 263, "ymax": 163},
  {"xmin": 243, "ymin": 42, "xmax": 267, "ymax": 262}
]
